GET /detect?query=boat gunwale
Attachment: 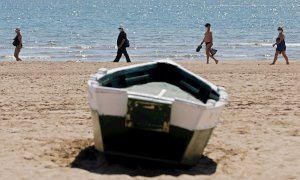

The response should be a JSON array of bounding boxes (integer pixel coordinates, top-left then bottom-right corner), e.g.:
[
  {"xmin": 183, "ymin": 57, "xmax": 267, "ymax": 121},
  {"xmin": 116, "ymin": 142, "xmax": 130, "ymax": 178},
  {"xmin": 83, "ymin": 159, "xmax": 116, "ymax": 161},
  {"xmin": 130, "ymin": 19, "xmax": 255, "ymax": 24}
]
[{"xmin": 88, "ymin": 60, "xmax": 227, "ymax": 104}]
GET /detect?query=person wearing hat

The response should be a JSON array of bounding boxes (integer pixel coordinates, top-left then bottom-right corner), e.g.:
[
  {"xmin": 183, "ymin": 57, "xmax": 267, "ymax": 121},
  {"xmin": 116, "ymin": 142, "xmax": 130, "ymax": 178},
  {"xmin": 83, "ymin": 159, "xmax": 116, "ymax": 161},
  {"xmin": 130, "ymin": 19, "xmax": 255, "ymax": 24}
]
[
  {"xmin": 113, "ymin": 24, "xmax": 131, "ymax": 62},
  {"xmin": 13, "ymin": 28, "xmax": 22, "ymax": 61},
  {"xmin": 200, "ymin": 23, "xmax": 218, "ymax": 64},
  {"xmin": 270, "ymin": 27, "xmax": 289, "ymax": 65}
]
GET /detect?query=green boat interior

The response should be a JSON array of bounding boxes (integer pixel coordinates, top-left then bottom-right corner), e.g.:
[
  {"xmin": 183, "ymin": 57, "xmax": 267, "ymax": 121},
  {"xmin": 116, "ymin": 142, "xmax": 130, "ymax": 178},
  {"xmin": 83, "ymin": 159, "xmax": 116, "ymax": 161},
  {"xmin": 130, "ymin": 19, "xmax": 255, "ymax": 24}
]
[
  {"xmin": 126, "ymin": 82, "xmax": 200, "ymax": 103},
  {"xmin": 98, "ymin": 62, "xmax": 220, "ymax": 103}
]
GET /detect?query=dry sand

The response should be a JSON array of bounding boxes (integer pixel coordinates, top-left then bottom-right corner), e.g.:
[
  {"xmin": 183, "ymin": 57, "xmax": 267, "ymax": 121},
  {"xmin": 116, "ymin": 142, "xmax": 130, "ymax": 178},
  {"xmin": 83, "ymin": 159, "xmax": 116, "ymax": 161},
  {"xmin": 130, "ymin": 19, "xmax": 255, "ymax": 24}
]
[{"xmin": 0, "ymin": 60, "xmax": 299, "ymax": 180}]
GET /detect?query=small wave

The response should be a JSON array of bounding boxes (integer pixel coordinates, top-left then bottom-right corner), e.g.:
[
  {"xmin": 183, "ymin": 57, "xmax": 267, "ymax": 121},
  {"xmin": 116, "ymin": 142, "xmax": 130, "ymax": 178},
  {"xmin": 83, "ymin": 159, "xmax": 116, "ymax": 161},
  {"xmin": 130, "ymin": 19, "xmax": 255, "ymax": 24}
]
[
  {"xmin": 25, "ymin": 46, "xmax": 69, "ymax": 50},
  {"xmin": 226, "ymin": 42, "xmax": 272, "ymax": 47},
  {"xmin": 21, "ymin": 55, "xmax": 51, "ymax": 60},
  {"xmin": 71, "ymin": 45, "xmax": 93, "ymax": 50},
  {"xmin": 226, "ymin": 42, "xmax": 300, "ymax": 48},
  {"xmin": 74, "ymin": 54, "xmax": 90, "ymax": 58},
  {"xmin": 1, "ymin": 55, "xmax": 51, "ymax": 61},
  {"xmin": 221, "ymin": 54, "xmax": 248, "ymax": 58},
  {"xmin": 286, "ymin": 43, "xmax": 300, "ymax": 47},
  {"xmin": 173, "ymin": 54, "xmax": 198, "ymax": 58},
  {"xmin": 219, "ymin": 4, "xmax": 292, "ymax": 7}
]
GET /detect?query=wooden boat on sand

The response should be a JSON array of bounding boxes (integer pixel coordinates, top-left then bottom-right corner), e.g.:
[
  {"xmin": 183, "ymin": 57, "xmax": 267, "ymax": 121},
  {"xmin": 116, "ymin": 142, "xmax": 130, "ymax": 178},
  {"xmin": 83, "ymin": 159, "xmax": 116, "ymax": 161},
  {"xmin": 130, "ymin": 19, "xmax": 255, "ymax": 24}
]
[{"xmin": 87, "ymin": 60, "xmax": 228, "ymax": 166}]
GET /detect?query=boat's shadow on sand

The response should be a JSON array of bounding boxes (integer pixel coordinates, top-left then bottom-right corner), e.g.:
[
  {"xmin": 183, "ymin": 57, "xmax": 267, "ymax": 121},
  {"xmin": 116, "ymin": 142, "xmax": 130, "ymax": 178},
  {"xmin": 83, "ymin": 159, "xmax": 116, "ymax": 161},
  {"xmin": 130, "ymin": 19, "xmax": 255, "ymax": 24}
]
[{"xmin": 70, "ymin": 146, "xmax": 217, "ymax": 177}]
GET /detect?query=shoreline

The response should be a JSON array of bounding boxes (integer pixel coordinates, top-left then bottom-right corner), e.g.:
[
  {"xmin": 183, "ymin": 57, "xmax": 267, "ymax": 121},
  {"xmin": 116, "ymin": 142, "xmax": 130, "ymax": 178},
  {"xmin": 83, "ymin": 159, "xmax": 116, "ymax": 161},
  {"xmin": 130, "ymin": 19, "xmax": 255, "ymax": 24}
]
[
  {"xmin": 0, "ymin": 60, "xmax": 299, "ymax": 179},
  {"xmin": 0, "ymin": 58, "xmax": 298, "ymax": 63},
  {"xmin": 1, "ymin": 56, "xmax": 299, "ymax": 63}
]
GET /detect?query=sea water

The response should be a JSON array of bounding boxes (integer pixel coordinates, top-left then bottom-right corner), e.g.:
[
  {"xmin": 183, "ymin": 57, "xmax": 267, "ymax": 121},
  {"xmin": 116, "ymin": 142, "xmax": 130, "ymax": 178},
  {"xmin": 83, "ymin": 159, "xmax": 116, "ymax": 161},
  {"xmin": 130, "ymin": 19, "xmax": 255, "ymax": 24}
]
[{"xmin": 0, "ymin": 0, "xmax": 299, "ymax": 61}]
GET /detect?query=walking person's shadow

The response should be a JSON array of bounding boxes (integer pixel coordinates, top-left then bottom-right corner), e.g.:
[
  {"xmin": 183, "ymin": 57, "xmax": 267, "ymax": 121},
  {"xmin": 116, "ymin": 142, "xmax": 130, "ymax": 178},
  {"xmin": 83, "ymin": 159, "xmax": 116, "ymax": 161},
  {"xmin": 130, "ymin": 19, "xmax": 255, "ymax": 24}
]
[{"xmin": 70, "ymin": 146, "xmax": 217, "ymax": 177}]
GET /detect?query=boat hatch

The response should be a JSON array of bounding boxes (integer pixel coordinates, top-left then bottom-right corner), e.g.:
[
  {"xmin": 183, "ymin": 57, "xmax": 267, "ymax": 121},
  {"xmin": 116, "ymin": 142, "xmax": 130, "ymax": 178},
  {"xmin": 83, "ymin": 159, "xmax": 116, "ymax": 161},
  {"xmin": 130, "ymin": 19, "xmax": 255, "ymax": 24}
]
[{"xmin": 125, "ymin": 97, "xmax": 171, "ymax": 133}]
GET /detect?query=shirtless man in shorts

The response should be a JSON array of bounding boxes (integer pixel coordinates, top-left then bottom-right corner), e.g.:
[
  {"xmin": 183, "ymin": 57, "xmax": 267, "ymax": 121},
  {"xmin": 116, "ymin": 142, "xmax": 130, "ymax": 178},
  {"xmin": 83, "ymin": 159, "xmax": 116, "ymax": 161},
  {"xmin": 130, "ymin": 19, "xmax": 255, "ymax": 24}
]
[{"xmin": 200, "ymin": 23, "xmax": 218, "ymax": 64}]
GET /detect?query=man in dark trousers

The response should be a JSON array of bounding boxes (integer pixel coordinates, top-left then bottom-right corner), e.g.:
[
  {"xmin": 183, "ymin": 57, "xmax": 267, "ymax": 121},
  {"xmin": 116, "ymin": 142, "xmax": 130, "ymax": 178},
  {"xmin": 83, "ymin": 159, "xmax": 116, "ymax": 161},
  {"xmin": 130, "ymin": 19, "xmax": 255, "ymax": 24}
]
[{"xmin": 113, "ymin": 24, "xmax": 131, "ymax": 62}]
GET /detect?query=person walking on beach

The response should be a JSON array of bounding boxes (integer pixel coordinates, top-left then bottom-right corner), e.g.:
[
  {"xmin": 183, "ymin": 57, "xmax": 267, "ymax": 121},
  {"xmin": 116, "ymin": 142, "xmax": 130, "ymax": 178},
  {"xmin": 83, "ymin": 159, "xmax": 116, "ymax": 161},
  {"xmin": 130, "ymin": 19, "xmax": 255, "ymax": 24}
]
[
  {"xmin": 13, "ymin": 28, "xmax": 22, "ymax": 61},
  {"xmin": 200, "ymin": 23, "xmax": 218, "ymax": 64},
  {"xmin": 270, "ymin": 27, "xmax": 289, "ymax": 65},
  {"xmin": 113, "ymin": 24, "xmax": 131, "ymax": 62}
]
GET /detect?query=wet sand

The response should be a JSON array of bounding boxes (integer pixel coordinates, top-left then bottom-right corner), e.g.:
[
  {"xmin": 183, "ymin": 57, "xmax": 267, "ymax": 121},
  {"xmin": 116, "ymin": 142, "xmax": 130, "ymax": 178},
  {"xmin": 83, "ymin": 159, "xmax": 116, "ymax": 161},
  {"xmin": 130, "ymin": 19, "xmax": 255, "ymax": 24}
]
[{"xmin": 0, "ymin": 60, "xmax": 299, "ymax": 179}]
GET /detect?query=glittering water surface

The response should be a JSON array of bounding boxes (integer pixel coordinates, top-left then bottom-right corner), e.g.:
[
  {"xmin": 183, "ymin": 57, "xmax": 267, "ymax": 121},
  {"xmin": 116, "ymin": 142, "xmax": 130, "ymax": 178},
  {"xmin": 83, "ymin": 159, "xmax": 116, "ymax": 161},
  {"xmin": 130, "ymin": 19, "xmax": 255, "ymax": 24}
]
[{"xmin": 0, "ymin": 0, "xmax": 300, "ymax": 61}]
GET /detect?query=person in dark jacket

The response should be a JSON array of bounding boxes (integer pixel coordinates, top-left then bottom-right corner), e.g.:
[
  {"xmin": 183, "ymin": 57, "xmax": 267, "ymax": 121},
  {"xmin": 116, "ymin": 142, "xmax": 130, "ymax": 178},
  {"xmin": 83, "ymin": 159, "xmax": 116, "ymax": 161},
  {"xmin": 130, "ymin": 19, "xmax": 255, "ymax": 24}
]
[
  {"xmin": 113, "ymin": 24, "xmax": 131, "ymax": 62},
  {"xmin": 13, "ymin": 28, "xmax": 22, "ymax": 61},
  {"xmin": 270, "ymin": 27, "xmax": 289, "ymax": 65}
]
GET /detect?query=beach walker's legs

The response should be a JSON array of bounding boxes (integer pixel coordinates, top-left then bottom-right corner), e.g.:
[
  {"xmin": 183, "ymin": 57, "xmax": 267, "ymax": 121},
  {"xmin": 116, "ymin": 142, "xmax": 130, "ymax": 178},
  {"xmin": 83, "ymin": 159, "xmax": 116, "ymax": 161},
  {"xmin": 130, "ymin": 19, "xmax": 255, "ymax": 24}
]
[
  {"xmin": 114, "ymin": 49, "xmax": 131, "ymax": 62},
  {"xmin": 210, "ymin": 54, "xmax": 219, "ymax": 64},
  {"xmin": 113, "ymin": 49, "xmax": 122, "ymax": 62},
  {"xmin": 206, "ymin": 45, "xmax": 218, "ymax": 64},
  {"xmin": 123, "ymin": 49, "xmax": 131, "ymax": 63},
  {"xmin": 205, "ymin": 47, "xmax": 210, "ymax": 64},
  {"xmin": 206, "ymin": 51, "xmax": 219, "ymax": 64},
  {"xmin": 271, "ymin": 51, "xmax": 280, "ymax": 65},
  {"xmin": 14, "ymin": 47, "xmax": 22, "ymax": 61},
  {"xmin": 281, "ymin": 51, "xmax": 289, "ymax": 65}
]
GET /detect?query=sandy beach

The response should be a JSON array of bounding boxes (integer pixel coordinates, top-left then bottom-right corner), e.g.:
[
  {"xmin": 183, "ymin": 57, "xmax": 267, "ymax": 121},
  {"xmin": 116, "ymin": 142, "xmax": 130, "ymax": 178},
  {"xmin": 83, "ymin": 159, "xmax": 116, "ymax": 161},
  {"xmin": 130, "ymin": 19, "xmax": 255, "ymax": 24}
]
[{"xmin": 0, "ymin": 60, "xmax": 299, "ymax": 179}]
